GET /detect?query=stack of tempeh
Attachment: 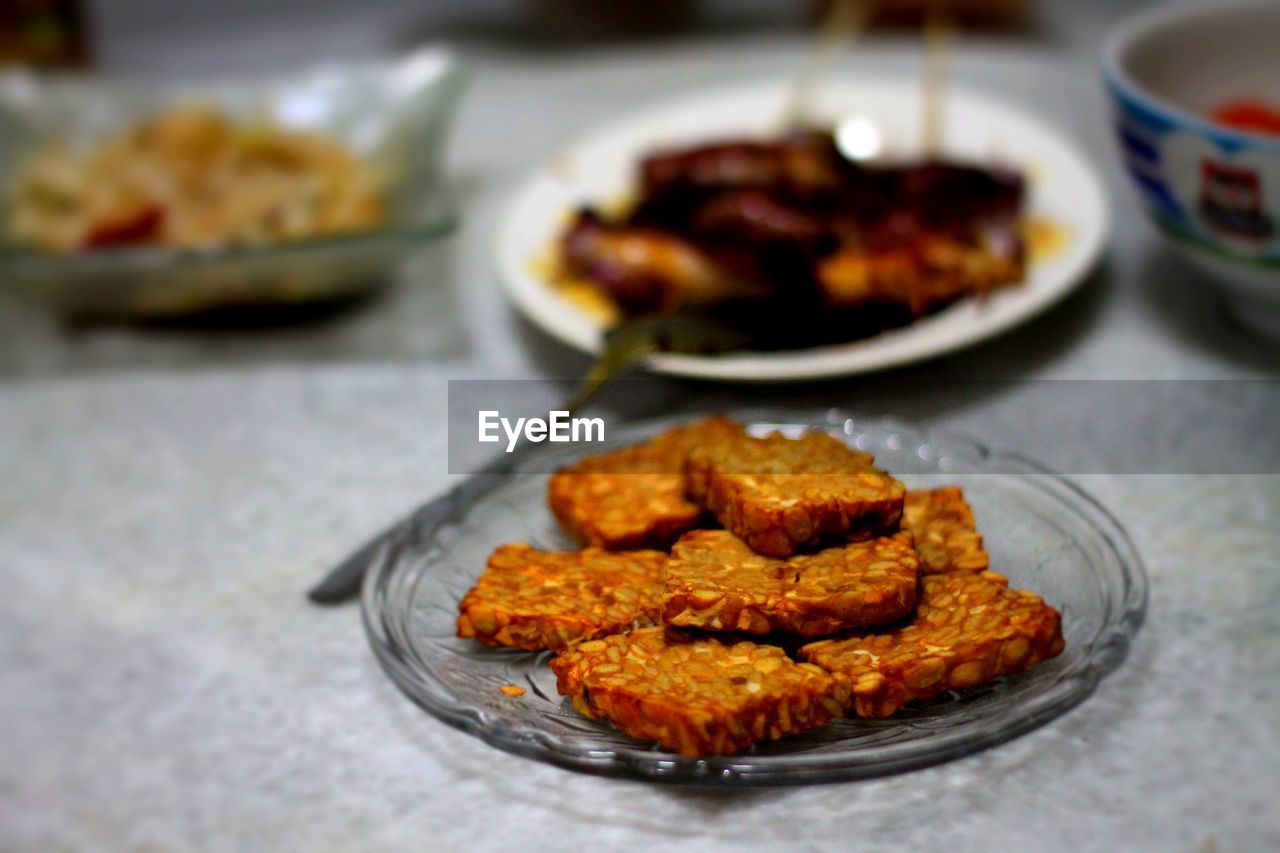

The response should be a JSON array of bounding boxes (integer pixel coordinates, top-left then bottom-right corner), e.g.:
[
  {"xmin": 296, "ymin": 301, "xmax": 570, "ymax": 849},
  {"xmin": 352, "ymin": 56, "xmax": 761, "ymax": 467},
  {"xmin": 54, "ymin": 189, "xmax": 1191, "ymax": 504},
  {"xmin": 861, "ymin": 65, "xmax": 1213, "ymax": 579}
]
[{"xmin": 457, "ymin": 417, "xmax": 1063, "ymax": 757}]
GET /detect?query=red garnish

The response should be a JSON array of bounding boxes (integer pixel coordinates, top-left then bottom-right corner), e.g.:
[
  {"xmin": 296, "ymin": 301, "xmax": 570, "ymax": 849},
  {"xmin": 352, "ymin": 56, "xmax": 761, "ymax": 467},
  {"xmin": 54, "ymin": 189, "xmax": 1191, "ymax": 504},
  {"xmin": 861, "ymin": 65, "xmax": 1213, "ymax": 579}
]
[
  {"xmin": 1210, "ymin": 99, "xmax": 1280, "ymax": 137},
  {"xmin": 82, "ymin": 205, "xmax": 164, "ymax": 248}
]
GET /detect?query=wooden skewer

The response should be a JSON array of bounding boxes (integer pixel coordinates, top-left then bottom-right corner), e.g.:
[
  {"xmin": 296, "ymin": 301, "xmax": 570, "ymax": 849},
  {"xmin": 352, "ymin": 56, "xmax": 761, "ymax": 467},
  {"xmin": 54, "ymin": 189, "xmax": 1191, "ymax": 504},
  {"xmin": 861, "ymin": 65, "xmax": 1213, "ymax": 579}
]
[
  {"xmin": 779, "ymin": 0, "xmax": 872, "ymax": 131},
  {"xmin": 921, "ymin": 2, "xmax": 955, "ymax": 158}
]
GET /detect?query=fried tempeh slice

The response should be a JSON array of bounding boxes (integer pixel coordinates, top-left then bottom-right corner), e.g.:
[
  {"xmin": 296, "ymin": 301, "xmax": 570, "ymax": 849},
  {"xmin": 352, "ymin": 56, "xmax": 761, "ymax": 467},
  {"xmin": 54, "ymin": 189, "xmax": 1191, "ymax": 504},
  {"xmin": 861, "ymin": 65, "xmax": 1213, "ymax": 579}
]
[
  {"xmin": 456, "ymin": 544, "xmax": 667, "ymax": 651},
  {"xmin": 902, "ymin": 487, "xmax": 990, "ymax": 575},
  {"xmin": 800, "ymin": 571, "xmax": 1064, "ymax": 718},
  {"xmin": 551, "ymin": 627, "xmax": 849, "ymax": 756},
  {"xmin": 663, "ymin": 530, "xmax": 919, "ymax": 636},
  {"xmin": 686, "ymin": 430, "xmax": 906, "ymax": 557},
  {"xmin": 548, "ymin": 416, "xmax": 744, "ymax": 551}
]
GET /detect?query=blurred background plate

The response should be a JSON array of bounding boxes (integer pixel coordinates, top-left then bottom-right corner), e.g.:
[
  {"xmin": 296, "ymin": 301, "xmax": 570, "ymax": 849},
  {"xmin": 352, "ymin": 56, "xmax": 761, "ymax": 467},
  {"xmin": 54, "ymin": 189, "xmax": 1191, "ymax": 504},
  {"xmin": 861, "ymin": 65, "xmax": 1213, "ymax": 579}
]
[
  {"xmin": 0, "ymin": 46, "xmax": 462, "ymax": 319},
  {"xmin": 497, "ymin": 78, "xmax": 1109, "ymax": 381},
  {"xmin": 363, "ymin": 413, "xmax": 1147, "ymax": 786}
]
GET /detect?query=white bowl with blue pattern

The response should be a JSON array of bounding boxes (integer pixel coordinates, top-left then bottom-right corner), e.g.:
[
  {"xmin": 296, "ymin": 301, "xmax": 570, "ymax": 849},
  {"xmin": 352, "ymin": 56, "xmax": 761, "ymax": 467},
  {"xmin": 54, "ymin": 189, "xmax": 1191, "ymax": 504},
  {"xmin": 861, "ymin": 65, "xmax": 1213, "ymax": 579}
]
[{"xmin": 1104, "ymin": 1, "xmax": 1280, "ymax": 338}]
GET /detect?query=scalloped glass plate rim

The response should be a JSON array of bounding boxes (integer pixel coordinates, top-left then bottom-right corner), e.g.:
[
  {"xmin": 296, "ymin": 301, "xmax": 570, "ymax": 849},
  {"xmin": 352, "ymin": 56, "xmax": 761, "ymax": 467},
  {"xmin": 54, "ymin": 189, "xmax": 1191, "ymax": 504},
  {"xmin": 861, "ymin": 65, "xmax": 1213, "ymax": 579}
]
[{"xmin": 361, "ymin": 413, "xmax": 1147, "ymax": 786}]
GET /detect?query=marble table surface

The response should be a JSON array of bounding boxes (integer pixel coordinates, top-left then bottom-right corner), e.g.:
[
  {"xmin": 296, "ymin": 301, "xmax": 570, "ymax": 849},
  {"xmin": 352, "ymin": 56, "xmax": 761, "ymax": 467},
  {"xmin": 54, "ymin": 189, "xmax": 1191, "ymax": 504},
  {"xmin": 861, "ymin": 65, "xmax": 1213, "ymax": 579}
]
[{"xmin": 3, "ymin": 24, "xmax": 1279, "ymax": 853}]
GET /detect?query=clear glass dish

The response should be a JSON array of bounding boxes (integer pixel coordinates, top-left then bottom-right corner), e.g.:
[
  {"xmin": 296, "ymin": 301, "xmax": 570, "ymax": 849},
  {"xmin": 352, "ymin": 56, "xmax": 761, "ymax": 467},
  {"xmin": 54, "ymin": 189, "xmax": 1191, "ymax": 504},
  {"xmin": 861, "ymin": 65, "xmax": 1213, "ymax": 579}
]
[
  {"xmin": 0, "ymin": 48, "xmax": 461, "ymax": 319},
  {"xmin": 362, "ymin": 412, "xmax": 1147, "ymax": 786}
]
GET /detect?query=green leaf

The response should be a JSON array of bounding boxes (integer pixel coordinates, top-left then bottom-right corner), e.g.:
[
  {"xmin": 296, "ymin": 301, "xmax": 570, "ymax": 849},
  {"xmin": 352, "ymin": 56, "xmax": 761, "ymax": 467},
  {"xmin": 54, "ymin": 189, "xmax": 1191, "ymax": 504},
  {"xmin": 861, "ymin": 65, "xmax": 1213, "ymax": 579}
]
[{"xmin": 563, "ymin": 313, "xmax": 756, "ymax": 413}]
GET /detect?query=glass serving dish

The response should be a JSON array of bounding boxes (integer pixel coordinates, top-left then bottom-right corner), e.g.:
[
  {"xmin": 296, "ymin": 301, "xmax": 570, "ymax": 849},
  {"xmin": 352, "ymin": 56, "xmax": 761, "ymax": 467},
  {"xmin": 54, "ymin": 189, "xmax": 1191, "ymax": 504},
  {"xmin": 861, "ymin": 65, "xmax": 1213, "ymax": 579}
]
[
  {"xmin": 0, "ymin": 47, "xmax": 461, "ymax": 319},
  {"xmin": 363, "ymin": 412, "xmax": 1147, "ymax": 786}
]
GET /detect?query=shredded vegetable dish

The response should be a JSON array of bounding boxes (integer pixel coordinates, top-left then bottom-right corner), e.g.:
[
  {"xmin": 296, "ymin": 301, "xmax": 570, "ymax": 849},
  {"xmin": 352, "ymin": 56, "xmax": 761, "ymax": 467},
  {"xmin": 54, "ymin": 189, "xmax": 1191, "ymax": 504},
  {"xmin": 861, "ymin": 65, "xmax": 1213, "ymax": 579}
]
[{"xmin": 7, "ymin": 104, "xmax": 386, "ymax": 252}]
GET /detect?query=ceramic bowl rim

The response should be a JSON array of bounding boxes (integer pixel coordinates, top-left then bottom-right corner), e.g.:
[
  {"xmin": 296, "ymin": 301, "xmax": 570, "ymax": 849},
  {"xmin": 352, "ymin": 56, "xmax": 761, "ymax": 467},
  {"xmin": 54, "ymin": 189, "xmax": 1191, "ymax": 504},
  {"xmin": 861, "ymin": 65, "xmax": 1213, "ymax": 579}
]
[{"xmin": 1101, "ymin": 0, "xmax": 1280, "ymax": 153}]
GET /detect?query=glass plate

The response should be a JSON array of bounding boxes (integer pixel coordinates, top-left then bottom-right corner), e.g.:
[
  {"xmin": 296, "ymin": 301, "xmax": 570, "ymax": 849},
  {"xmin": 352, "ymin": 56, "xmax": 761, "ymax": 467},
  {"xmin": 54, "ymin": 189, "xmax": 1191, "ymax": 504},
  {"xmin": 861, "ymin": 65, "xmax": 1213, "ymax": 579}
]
[
  {"xmin": 362, "ymin": 412, "xmax": 1147, "ymax": 786},
  {"xmin": 0, "ymin": 47, "xmax": 461, "ymax": 318}
]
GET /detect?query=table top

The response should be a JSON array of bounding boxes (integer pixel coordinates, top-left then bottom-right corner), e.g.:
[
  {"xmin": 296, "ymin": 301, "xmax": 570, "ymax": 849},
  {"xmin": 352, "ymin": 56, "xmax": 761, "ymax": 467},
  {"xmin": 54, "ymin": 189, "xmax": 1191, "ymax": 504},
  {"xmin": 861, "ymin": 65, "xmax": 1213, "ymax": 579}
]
[{"xmin": 3, "ymin": 21, "xmax": 1278, "ymax": 853}]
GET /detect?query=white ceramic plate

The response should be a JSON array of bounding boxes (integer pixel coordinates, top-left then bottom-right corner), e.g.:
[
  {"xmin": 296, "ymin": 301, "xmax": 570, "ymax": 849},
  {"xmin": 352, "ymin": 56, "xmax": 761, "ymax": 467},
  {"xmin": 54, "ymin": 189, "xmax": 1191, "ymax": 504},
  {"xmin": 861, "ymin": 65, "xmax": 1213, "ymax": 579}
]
[{"xmin": 496, "ymin": 78, "xmax": 1109, "ymax": 381}]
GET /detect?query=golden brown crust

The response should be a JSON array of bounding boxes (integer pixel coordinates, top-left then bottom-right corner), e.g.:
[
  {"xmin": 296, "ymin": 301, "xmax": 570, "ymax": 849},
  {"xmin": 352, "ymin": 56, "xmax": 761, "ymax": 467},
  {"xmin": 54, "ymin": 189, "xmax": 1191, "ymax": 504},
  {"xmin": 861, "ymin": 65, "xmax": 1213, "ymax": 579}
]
[
  {"xmin": 685, "ymin": 430, "xmax": 906, "ymax": 557},
  {"xmin": 663, "ymin": 530, "xmax": 918, "ymax": 636},
  {"xmin": 816, "ymin": 234, "xmax": 1024, "ymax": 314},
  {"xmin": 547, "ymin": 416, "xmax": 745, "ymax": 550},
  {"xmin": 550, "ymin": 627, "xmax": 849, "ymax": 756},
  {"xmin": 902, "ymin": 487, "xmax": 990, "ymax": 574},
  {"xmin": 456, "ymin": 544, "xmax": 667, "ymax": 651},
  {"xmin": 800, "ymin": 571, "xmax": 1064, "ymax": 718}
]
